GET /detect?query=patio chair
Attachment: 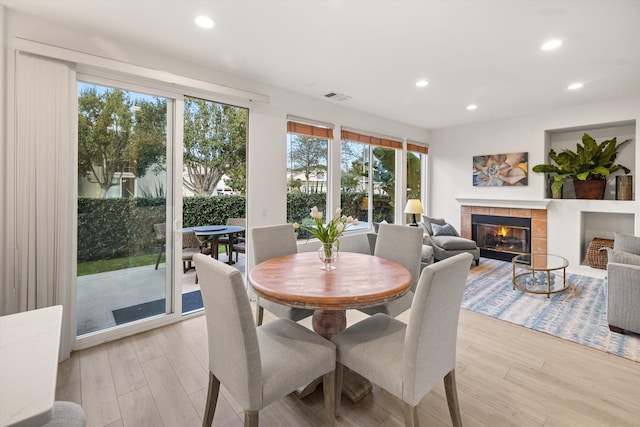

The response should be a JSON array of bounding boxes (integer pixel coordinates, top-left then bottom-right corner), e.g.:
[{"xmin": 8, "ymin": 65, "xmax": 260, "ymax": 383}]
[
  {"xmin": 182, "ymin": 230, "xmax": 211, "ymax": 284},
  {"xmin": 219, "ymin": 218, "xmax": 246, "ymax": 262}
]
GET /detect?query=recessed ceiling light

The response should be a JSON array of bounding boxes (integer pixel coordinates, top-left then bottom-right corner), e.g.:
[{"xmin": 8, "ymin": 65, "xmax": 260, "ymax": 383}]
[
  {"xmin": 415, "ymin": 80, "xmax": 429, "ymax": 88},
  {"xmin": 466, "ymin": 104, "xmax": 478, "ymax": 110},
  {"xmin": 541, "ymin": 39, "xmax": 562, "ymax": 51},
  {"xmin": 195, "ymin": 15, "xmax": 215, "ymax": 29},
  {"xmin": 568, "ymin": 82, "xmax": 584, "ymax": 90}
]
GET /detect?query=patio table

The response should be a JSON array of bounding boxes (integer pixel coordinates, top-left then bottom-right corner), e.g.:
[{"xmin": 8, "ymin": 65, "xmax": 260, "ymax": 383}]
[{"xmin": 184, "ymin": 225, "xmax": 245, "ymax": 265}]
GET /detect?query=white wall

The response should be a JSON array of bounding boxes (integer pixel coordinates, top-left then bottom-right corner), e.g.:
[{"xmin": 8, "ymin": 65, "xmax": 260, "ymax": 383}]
[{"xmin": 429, "ymin": 97, "xmax": 640, "ymax": 276}]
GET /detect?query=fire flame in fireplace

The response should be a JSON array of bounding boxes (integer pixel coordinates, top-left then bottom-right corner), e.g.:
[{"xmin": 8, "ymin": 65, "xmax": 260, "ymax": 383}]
[{"xmin": 494, "ymin": 226, "xmax": 509, "ymax": 237}]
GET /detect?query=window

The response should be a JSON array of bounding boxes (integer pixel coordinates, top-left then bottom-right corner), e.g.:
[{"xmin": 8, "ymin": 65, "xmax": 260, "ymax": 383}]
[
  {"xmin": 183, "ymin": 97, "xmax": 247, "ymax": 197},
  {"xmin": 341, "ymin": 130, "xmax": 401, "ymax": 226},
  {"xmin": 406, "ymin": 142, "xmax": 428, "ymax": 222},
  {"xmin": 286, "ymin": 120, "xmax": 332, "ymax": 239}
]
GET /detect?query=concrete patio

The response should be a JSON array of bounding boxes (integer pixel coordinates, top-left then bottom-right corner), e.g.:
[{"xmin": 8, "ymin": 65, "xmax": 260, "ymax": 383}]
[{"xmin": 76, "ymin": 252, "xmax": 246, "ymax": 335}]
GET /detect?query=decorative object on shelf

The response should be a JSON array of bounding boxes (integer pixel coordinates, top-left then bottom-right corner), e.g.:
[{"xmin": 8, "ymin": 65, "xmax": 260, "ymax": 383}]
[
  {"xmin": 587, "ymin": 237, "xmax": 614, "ymax": 269},
  {"xmin": 404, "ymin": 199, "xmax": 424, "ymax": 226},
  {"xmin": 293, "ymin": 206, "xmax": 359, "ymax": 270},
  {"xmin": 532, "ymin": 132, "xmax": 631, "ymax": 200},
  {"xmin": 616, "ymin": 175, "xmax": 633, "ymax": 200},
  {"xmin": 472, "ymin": 152, "xmax": 528, "ymax": 186}
]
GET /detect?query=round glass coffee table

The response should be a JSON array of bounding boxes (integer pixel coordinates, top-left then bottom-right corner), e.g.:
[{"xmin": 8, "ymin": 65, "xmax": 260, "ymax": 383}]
[{"xmin": 512, "ymin": 254, "xmax": 569, "ymax": 298}]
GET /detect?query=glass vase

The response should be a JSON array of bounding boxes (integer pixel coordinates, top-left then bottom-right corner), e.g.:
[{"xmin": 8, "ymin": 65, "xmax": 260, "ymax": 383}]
[{"xmin": 318, "ymin": 242, "xmax": 338, "ymax": 271}]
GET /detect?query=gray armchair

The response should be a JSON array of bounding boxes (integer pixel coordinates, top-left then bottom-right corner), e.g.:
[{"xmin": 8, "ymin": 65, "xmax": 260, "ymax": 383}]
[
  {"xmin": 606, "ymin": 232, "xmax": 640, "ymax": 335},
  {"xmin": 421, "ymin": 215, "xmax": 480, "ymax": 266}
]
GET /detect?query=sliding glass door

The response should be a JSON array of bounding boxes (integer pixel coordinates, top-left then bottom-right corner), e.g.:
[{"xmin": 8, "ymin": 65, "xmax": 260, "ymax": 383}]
[{"xmin": 76, "ymin": 79, "xmax": 174, "ymax": 336}]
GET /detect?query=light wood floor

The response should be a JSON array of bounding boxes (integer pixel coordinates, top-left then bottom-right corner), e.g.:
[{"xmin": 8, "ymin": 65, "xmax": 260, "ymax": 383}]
[{"xmin": 56, "ymin": 305, "xmax": 640, "ymax": 427}]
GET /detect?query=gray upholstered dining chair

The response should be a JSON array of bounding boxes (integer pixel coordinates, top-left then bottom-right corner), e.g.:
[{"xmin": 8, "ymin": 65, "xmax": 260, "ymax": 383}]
[
  {"xmin": 358, "ymin": 223, "xmax": 424, "ymax": 317},
  {"xmin": 332, "ymin": 252, "xmax": 472, "ymax": 426},
  {"xmin": 251, "ymin": 224, "xmax": 314, "ymax": 326},
  {"xmin": 193, "ymin": 253, "xmax": 336, "ymax": 427}
]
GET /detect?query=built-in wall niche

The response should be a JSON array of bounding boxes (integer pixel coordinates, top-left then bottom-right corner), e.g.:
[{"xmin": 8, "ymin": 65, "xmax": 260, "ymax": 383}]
[
  {"xmin": 544, "ymin": 120, "xmax": 636, "ymax": 200},
  {"xmin": 580, "ymin": 211, "xmax": 635, "ymax": 266}
]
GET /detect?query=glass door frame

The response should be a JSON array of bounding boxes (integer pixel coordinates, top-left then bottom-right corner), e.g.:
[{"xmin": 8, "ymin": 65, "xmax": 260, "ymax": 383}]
[{"xmin": 75, "ymin": 73, "xmax": 184, "ymax": 349}]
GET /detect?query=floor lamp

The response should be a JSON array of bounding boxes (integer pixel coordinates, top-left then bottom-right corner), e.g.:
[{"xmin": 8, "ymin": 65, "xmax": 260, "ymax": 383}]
[{"xmin": 404, "ymin": 199, "xmax": 424, "ymax": 227}]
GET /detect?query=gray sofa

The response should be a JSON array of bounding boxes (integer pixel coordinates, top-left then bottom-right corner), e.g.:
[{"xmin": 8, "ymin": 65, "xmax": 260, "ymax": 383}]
[
  {"xmin": 606, "ymin": 232, "xmax": 640, "ymax": 335},
  {"xmin": 420, "ymin": 216, "xmax": 480, "ymax": 266}
]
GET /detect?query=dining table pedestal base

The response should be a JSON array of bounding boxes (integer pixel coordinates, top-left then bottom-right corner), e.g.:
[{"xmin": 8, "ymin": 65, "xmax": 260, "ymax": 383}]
[{"xmin": 307, "ymin": 309, "xmax": 372, "ymax": 403}]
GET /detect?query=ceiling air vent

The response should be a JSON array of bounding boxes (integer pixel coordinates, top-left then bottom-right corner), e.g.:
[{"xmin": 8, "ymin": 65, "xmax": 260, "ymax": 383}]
[{"xmin": 324, "ymin": 92, "xmax": 351, "ymax": 102}]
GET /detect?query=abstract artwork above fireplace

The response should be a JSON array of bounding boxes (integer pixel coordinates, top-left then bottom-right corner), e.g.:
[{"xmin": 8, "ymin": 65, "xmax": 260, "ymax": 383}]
[{"xmin": 472, "ymin": 152, "xmax": 528, "ymax": 187}]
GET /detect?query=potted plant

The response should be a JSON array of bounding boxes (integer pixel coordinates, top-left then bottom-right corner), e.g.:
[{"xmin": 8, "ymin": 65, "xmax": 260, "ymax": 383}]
[{"xmin": 532, "ymin": 133, "xmax": 631, "ymax": 199}]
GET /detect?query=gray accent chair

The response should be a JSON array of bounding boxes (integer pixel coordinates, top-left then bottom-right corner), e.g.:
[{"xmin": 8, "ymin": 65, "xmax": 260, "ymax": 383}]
[
  {"xmin": 332, "ymin": 253, "xmax": 472, "ymax": 426},
  {"xmin": 41, "ymin": 401, "xmax": 86, "ymax": 426},
  {"xmin": 251, "ymin": 224, "xmax": 314, "ymax": 326},
  {"xmin": 359, "ymin": 223, "xmax": 424, "ymax": 317},
  {"xmin": 421, "ymin": 215, "xmax": 480, "ymax": 266},
  {"xmin": 193, "ymin": 253, "xmax": 336, "ymax": 427},
  {"xmin": 606, "ymin": 232, "xmax": 640, "ymax": 335}
]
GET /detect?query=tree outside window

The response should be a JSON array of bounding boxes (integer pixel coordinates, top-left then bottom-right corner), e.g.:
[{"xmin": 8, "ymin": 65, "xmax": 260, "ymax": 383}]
[
  {"xmin": 183, "ymin": 97, "xmax": 247, "ymax": 196},
  {"xmin": 78, "ymin": 83, "xmax": 166, "ymax": 198},
  {"xmin": 286, "ymin": 122, "xmax": 330, "ymax": 239}
]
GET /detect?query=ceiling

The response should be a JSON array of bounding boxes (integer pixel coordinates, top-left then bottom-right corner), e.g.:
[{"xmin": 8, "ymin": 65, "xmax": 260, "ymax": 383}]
[{"xmin": 2, "ymin": 0, "xmax": 640, "ymax": 129}]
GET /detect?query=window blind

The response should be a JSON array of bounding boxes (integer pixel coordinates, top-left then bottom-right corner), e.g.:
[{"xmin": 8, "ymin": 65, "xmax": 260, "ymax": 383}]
[
  {"xmin": 341, "ymin": 129, "xmax": 403, "ymax": 149},
  {"xmin": 407, "ymin": 142, "xmax": 428, "ymax": 154},
  {"xmin": 287, "ymin": 121, "xmax": 333, "ymax": 139}
]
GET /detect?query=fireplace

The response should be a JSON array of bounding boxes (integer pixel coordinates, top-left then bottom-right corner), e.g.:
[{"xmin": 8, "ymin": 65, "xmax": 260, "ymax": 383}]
[{"xmin": 472, "ymin": 214, "xmax": 531, "ymax": 261}]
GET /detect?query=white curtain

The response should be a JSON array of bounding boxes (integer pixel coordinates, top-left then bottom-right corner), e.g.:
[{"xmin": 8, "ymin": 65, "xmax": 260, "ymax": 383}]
[{"xmin": 12, "ymin": 52, "xmax": 77, "ymax": 360}]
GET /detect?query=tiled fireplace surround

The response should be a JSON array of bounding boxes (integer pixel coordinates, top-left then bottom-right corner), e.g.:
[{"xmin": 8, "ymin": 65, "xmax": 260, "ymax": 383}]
[{"xmin": 460, "ymin": 205, "xmax": 547, "ymax": 255}]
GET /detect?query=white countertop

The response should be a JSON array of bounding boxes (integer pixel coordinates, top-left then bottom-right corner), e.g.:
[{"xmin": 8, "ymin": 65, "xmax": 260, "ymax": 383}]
[{"xmin": 0, "ymin": 305, "xmax": 63, "ymax": 427}]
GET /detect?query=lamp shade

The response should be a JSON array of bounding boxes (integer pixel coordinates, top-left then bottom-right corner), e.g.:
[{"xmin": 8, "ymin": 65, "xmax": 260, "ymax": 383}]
[{"xmin": 404, "ymin": 199, "xmax": 424, "ymax": 214}]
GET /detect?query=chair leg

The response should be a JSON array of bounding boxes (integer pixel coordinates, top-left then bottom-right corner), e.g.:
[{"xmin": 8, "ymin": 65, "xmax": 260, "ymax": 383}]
[
  {"xmin": 202, "ymin": 372, "xmax": 220, "ymax": 427},
  {"xmin": 323, "ymin": 370, "xmax": 336, "ymax": 426},
  {"xmin": 609, "ymin": 324, "xmax": 624, "ymax": 334},
  {"xmin": 195, "ymin": 273, "xmax": 199, "ymax": 285},
  {"xmin": 155, "ymin": 244, "xmax": 164, "ymax": 270},
  {"xmin": 403, "ymin": 402, "xmax": 418, "ymax": 427},
  {"xmin": 444, "ymin": 369, "xmax": 463, "ymax": 427},
  {"xmin": 244, "ymin": 410, "xmax": 258, "ymax": 427},
  {"xmin": 255, "ymin": 304, "xmax": 264, "ymax": 326},
  {"xmin": 334, "ymin": 362, "xmax": 344, "ymax": 418}
]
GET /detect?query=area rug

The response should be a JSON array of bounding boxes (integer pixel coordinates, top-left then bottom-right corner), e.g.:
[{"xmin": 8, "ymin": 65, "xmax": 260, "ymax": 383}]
[
  {"xmin": 462, "ymin": 258, "xmax": 640, "ymax": 363},
  {"xmin": 112, "ymin": 290, "xmax": 204, "ymax": 324}
]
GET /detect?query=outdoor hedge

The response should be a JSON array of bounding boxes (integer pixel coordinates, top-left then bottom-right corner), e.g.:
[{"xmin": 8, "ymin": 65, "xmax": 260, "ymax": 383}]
[{"xmin": 78, "ymin": 193, "xmax": 391, "ymax": 262}]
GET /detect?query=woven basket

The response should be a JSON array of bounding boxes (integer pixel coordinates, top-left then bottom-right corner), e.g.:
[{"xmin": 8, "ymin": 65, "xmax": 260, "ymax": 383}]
[{"xmin": 587, "ymin": 238, "xmax": 614, "ymax": 269}]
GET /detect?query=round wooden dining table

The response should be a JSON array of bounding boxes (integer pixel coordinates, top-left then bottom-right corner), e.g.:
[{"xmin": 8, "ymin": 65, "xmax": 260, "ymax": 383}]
[
  {"xmin": 248, "ymin": 251, "xmax": 412, "ymax": 339},
  {"xmin": 248, "ymin": 250, "xmax": 412, "ymax": 402}
]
